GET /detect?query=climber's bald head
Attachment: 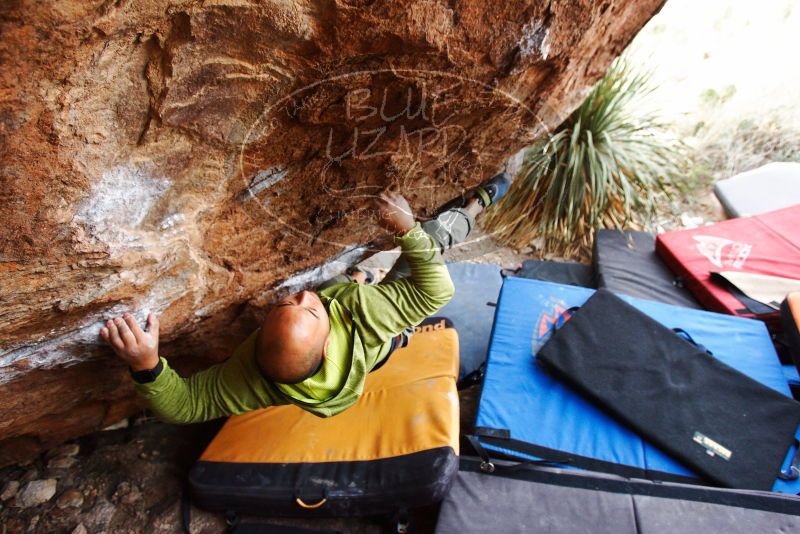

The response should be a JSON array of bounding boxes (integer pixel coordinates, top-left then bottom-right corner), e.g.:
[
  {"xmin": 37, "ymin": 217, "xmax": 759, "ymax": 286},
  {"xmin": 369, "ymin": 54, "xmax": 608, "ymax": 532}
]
[{"xmin": 256, "ymin": 290, "xmax": 331, "ymax": 384}]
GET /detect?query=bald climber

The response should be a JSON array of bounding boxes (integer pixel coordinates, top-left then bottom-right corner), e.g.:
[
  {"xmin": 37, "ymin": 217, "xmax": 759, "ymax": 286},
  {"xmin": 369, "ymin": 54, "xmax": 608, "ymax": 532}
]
[{"xmin": 100, "ymin": 175, "xmax": 510, "ymax": 422}]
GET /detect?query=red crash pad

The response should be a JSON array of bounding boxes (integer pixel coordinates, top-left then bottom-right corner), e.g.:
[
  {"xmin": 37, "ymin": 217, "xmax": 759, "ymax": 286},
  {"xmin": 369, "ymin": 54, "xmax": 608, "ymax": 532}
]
[{"xmin": 655, "ymin": 205, "xmax": 800, "ymax": 329}]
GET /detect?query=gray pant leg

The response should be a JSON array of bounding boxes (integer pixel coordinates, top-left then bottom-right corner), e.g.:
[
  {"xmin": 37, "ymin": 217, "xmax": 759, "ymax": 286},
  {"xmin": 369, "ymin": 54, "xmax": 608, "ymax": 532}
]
[
  {"xmin": 316, "ymin": 273, "xmax": 353, "ymax": 291},
  {"xmin": 381, "ymin": 207, "xmax": 475, "ymax": 284}
]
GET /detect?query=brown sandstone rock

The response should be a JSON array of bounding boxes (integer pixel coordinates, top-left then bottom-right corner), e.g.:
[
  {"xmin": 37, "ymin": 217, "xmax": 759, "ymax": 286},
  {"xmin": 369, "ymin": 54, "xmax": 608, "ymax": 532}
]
[{"xmin": 0, "ymin": 0, "xmax": 664, "ymax": 465}]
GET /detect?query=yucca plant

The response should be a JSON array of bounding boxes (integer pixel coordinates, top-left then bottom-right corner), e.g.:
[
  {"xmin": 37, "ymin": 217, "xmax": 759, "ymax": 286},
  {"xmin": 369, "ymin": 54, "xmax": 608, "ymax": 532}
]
[{"xmin": 484, "ymin": 58, "xmax": 686, "ymax": 256}]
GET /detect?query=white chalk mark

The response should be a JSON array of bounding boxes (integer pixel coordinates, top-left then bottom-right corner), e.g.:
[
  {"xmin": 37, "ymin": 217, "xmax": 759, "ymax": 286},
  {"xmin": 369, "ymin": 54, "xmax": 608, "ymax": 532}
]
[
  {"xmin": 0, "ymin": 290, "xmax": 182, "ymax": 384},
  {"xmin": 0, "ymin": 165, "xmax": 201, "ymax": 382},
  {"xmin": 74, "ymin": 165, "xmax": 171, "ymax": 253},
  {"xmin": 237, "ymin": 167, "xmax": 288, "ymax": 202},
  {"xmin": 274, "ymin": 245, "xmax": 369, "ymax": 296},
  {"xmin": 159, "ymin": 213, "xmax": 185, "ymax": 235},
  {"xmin": 518, "ymin": 19, "xmax": 551, "ymax": 61}
]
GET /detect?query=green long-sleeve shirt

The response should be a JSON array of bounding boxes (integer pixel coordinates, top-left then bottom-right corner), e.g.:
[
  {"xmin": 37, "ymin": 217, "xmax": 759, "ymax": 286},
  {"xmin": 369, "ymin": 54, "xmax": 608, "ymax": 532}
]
[{"xmin": 134, "ymin": 223, "xmax": 455, "ymax": 423}]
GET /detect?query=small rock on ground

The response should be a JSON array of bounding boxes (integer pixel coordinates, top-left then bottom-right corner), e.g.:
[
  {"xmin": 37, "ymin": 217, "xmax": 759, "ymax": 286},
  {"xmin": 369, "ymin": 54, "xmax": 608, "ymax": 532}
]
[
  {"xmin": 20, "ymin": 468, "xmax": 38, "ymax": 483},
  {"xmin": 46, "ymin": 443, "xmax": 80, "ymax": 460},
  {"xmin": 102, "ymin": 418, "xmax": 130, "ymax": 431},
  {"xmin": 0, "ymin": 480, "xmax": 19, "ymax": 501},
  {"xmin": 83, "ymin": 498, "xmax": 116, "ymax": 531},
  {"xmin": 47, "ymin": 456, "xmax": 77, "ymax": 470},
  {"xmin": 56, "ymin": 488, "xmax": 84, "ymax": 509},
  {"xmin": 15, "ymin": 479, "xmax": 57, "ymax": 508}
]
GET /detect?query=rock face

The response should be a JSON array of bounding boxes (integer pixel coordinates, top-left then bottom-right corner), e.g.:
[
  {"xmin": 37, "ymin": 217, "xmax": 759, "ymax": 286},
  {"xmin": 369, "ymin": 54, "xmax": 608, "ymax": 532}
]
[{"xmin": 0, "ymin": 0, "xmax": 664, "ymax": 465}]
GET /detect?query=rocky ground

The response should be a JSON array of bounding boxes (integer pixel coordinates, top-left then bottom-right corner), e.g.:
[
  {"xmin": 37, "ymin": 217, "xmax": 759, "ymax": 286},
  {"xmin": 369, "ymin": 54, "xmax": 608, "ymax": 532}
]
[
  {"xmin": 0, "ymin": 417, "xmax": 227, "ymax": 534},
  {"xmin": 0, "ymin": 394, "xmax": 485, "ymax": 534}
]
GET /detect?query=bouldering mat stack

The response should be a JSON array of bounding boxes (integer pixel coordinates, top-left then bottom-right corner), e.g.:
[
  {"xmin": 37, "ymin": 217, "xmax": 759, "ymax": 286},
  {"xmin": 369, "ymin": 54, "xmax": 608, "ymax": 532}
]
[
  {"xmin": 473, "ymin": 277, "xmax": 800, "ymax": 493},
  {"xmin": 655, "ymin": 204, "xmax": 800, "ymax": 329},
  {"xmin": 434, "ymin": 457, "xmax": 800, "ymax": 534},
  {"xmin": 537, "ymin": 289, "xmax": 800, "ymax": 490},
  {"xmin": 784, "ymin": 293, "xmax": 800, "ymax": 373},
  {"xmin": 438, "ymin": 260, "xmax": 592, "ymax": 385},
  {"xmin": 593, "ymin": 229, "xmax": 700, "ymax": 308},
  {"xmin": 189, "ymin": 327, "xmax": 460, "ymax": 517}
]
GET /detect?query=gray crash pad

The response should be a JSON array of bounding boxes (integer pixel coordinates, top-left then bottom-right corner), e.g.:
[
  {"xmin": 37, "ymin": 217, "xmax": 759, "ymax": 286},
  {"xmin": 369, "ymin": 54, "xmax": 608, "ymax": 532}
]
[
  {"xmin": 435, "ymin": 457, "xmax": 800, "ymax": 534},
  {"xmin": 593, "ymin": 229, "xmax": 701, "ymax": 308},
  {"xmin": 439, "ymin": 262, "xmax": 503, "ymax": 379},
  {"xmin": 713, "ymin": 162, "xmax": 800, "ymax": 218}
]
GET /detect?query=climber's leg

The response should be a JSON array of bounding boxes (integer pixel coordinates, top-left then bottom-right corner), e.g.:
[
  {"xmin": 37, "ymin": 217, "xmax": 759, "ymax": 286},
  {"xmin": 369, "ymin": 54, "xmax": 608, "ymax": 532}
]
[
  {"xmin": 379, "ymin": 204, "xmax": 477, "ymax": 284},
  {"xmin": 316, "ymin": 274, "xmax": 352, "ymax": 291},
  {"xmin": 316, "ymin": 267, "xmax": 372, "ymax": 291},
  {"xmin": 381, "ymin": 171, "xmax": 512, "ymax": 284}
]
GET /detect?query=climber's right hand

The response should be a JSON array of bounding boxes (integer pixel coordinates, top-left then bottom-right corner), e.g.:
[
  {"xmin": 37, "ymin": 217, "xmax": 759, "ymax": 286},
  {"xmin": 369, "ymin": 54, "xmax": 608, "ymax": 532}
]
[
  {"xmin": 376, "ymin": 190, "xmax": 416, "ymax": 236},
  {"xmin": 100, "ymin": 312, "xmax": 160, "ymax": 371}
]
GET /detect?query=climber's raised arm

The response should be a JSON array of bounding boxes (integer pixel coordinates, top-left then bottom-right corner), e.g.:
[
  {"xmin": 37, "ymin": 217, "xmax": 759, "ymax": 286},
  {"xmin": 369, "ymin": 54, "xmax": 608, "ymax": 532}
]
[{"xmin": 341, "ymin": 191, "xmax": 455, "ymax": 342}]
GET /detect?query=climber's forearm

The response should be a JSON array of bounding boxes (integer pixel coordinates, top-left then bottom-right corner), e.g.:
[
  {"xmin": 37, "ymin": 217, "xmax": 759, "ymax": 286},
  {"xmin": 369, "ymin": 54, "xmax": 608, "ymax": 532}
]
[
  {"xmin": 133, "ymin": 358, "xmax": 227, "ymax": 424},
  {"xmin": 395, "ymin": 223, "xmax": 455, "ymax": 308},
  {"xmin": 350, "ymin": 225, "xmax": 455, "ymax": 340},
  {"xmin": 366, "ymin": 192, "xmax": 455, "ymax": 329},
  {"xmin": 134, "ymin": 355, "xmax": 279, "ymax": 424}
]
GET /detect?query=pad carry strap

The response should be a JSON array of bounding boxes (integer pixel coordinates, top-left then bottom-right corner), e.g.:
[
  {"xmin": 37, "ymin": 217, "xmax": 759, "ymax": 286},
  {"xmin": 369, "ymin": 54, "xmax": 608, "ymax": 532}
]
[
  {"xmin": 500, "ymin": 264, "xmax": 523, "ymax": 278},
  {"xmin": 778, "ymin": 438, "xmax": 800, "ymax": 481},
  {"xmin": 458, "ymin": 362, "xmax": 486, "ymax": 390},
  {"xmin": 466, "ymin": 433, "xmax": 569, "ymax": 474},
  {"xmin": 672, "ymin": 328, "xmax": 713, "ymax": 356},
  {"xmin": 466, "ymin": 434, "xmax": 497, "ymax": 473},
  {"xmin": 231, "ymin": 524, "xmax": 340, "ymax": 534}
]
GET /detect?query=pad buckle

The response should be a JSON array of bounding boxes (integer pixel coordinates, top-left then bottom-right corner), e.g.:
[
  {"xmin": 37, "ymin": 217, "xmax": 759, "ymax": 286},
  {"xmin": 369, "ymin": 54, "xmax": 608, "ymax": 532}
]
[{"xmin": 295, "ymin": 497, "xmax": 327, "ymax": 509}]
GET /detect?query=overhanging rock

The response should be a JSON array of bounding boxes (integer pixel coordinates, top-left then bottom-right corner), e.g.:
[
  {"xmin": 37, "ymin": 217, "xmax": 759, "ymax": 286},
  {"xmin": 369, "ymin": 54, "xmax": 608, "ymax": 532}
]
[{"xmin": 0, "ymin": 0, "xmax": 664, "ymax": 465}]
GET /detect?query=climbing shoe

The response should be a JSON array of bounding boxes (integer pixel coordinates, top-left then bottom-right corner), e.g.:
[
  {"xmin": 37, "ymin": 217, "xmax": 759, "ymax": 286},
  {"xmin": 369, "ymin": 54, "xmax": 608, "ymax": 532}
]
[
  {"xmin": 346, "ymin": 266, "xmax": 375, "ymax": 285},
  {"xmin": 473, "ymin": 171, "xmax": 512, "ymax": 208}
]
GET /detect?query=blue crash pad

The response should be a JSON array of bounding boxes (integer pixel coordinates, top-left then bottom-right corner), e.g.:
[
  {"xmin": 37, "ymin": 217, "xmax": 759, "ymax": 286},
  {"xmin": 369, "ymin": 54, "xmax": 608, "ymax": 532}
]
[
  {"xmin": 475, "ymin": 277, "xmax": 800, "ymax": 493},
  {"xmin": 439, "ymin": 262, "xmax": 503, "ymax": 378}
]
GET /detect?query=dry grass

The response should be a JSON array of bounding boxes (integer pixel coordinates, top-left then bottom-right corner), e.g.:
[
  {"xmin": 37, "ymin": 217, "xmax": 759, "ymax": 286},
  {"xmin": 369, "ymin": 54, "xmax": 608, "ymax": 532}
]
[{"xmin": 656, "ymin": 107, "xmax": 800, "ymax": 227}]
